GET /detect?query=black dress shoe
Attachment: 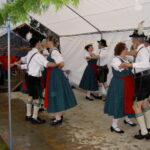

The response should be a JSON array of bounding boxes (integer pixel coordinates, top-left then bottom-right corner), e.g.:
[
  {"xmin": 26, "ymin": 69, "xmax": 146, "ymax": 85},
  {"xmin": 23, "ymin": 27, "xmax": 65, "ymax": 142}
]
[
  {"xmin": 134, "ymin": 132, "xmax": 150, "ymax": 140},
  {"xmin": 97, "ymin": 96, "xmax": 103, "ymax": 99},
  {"xmin": 90, "ymin": 93, "xmax": 102, "ymax": 99},
  {"xmin": 139, "ymin": 128, "xmax": 150, "ymax": 133},
  {"xmin": 39, "ymin": 108, "xmax": 45, "ymax": 112},
  {"xmin": 50, "ymin": 116, "xmax": 63, "ymax": 121},
  {"xmin": 51, "ymin": 119, "xmax": 63, "ymax": 126},
  {"xmin": 31, "ymin": 117, "xmax": 46, "ymax": 124},
  {"xmin": 110, "ymin": 126, "xmax": 124, "ymax": 134},
  {"xmin": 103, "ymin": 98, "xmax": 106, "ymax": 102},
  {"xmin": 37, "ymin": 117, "xmax": 46, "ymax": 123},
  {"xmin": 25, "ymin": 116, "xmax": 32, "ymax": 121},
  {"xmin": 85, "ymin": 96, "xmax": 94, "ymax": 101},
  {"xmin": 124, "ymin": 120, "xmax": 136, "ymax": 127}
]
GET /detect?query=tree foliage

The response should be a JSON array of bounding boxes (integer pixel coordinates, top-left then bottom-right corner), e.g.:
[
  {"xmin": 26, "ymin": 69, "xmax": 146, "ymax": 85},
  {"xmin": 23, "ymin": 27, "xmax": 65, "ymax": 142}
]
[{"xmin": 0, "ymin": 0, "xmax": 79, "ymax": 26}]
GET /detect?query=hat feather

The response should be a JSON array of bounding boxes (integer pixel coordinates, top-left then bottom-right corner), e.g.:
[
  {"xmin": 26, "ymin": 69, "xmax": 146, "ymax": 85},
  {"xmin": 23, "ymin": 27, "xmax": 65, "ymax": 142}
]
[
  {"xmin": 26, "ymin": 32, "xmax": 32, "ymax": 41},
  {"xmin": 137, "ymin": 21, "xmax": 144, "ymax": 35}
]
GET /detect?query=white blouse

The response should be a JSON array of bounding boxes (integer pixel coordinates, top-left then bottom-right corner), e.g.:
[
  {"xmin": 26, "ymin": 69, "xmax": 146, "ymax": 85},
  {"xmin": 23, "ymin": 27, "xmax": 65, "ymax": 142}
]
[
  {"xmin": 85, "ymin": 51, "xmax": 96, "ymax": 60},
  {"xmin": 111, "ymin": 56, "xmax": 128, "ymax": 72},
  {"xmin": 50, "ymin": 49, "xmax": 64, "ymax": 64}
]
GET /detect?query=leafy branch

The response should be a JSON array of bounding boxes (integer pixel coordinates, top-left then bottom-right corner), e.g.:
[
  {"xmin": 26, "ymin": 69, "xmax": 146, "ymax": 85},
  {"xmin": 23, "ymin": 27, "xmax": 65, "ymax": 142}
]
[{"xmin": 0, "ymin": 0, "xmax": 79, "ymax": 26}]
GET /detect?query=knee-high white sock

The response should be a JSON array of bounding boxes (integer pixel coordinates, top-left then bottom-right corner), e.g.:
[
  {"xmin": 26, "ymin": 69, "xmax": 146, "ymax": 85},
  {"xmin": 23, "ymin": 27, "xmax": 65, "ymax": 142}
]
[
  {"xmin": 86, "ymin": 91, "xmax": 91, "ymax": 97},
  {"xmin": 98, "ymin": 86, "xmax": 102, "ymax": 96},
  {"xmin": 26, "ymin": 101, "xmax": 32, "ymax": 117},
  {"xmin": 136, "ymin": 113, "xmax": 148, "ymax": 135},
  {"xmin": 105, "ymin": 87, "xmax": 108, "ymax": 95},
  {"xmin": 143, "ymin": 107, "xmax": 150, "ymax": 129},
  {"xmin": 32, "ymin": 104, "xmax": 40, "ymax": 119}
]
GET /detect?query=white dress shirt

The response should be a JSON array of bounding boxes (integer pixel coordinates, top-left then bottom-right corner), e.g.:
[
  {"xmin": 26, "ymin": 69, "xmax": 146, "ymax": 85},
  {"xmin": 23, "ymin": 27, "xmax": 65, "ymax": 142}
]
[
  {"xmin": 97, "ymin": 47, "xmax": 109, "ymax": 66},
  {"xmin": 132, "ymin": 44, "xmax": 150, "ymax": 73},
  {"xmin": 50, "ymin": 48, "xmax": 64, "ymax": 64},
  {"xmin": 111, "ymin": 56, "xmax": 128, "ymax": 72},
  {"xmin": 21, "ymin": 48, "xmax": 49, "ymax": 77},
  {"xmin": 146, "ymin": 46, "xmax": 150, "ymax": 55}
]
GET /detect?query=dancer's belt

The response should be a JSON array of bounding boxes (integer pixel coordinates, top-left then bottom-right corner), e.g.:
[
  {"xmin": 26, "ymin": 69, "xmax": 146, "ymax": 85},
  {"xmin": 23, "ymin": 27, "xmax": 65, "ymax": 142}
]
[
  {"xmin": 135, "ymin": 69, "xmax": 150, "ymax": 78},
  {"xmin": 99, "ymin": 65, "xmax": 108, "ymax": 69}
]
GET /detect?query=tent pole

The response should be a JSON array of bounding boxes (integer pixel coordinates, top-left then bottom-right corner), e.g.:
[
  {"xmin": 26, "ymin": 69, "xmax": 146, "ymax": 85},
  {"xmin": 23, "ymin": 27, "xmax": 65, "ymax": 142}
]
[
  {"xmin": 66, "ymin": 5, "xmax": 102, "ymax": 39},
  {"xmin": 7, "ymin": 16, "xmax": 13, "ymax": 150}
]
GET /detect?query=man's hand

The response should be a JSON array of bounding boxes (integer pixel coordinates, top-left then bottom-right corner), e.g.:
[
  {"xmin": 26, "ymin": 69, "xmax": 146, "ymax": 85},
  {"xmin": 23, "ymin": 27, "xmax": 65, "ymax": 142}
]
[{"xmin": 127, "ymin": 50, "xmax": 137, "ymax": 56}]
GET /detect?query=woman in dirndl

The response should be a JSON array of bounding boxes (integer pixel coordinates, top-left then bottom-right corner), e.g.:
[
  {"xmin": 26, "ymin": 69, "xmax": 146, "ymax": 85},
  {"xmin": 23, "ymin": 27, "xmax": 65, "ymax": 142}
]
[
  {"xmin": 44, "ymin": 36, "xmax": 77, "ymax": 126},
  {"xmin": 104, "ymin": 42, "xmax": 136, "ymax": 134},
  {"xmin": 79, "ymin": 44, "xmax": 100, "ymax": 101}
]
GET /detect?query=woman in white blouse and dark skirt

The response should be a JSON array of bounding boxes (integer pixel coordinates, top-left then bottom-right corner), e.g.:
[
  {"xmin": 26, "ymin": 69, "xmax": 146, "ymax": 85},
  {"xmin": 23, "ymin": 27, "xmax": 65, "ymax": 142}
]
[
  {"xmin": 79, "ymin": 44, "xmax": 100, "ymax": 101},
  {"xmin": 44, "ymin": 36, "xmax": 77, "ymax": 126},
  {"xmin": 104, "ymin": 42, "xmax": 136, "ymax": 133}
]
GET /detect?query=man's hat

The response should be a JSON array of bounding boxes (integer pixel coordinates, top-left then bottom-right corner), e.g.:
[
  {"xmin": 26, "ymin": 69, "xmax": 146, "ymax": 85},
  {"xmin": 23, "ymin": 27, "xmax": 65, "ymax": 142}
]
[
  {"xmin": 97, "ymin": 39, "xmax": 107, "ymax": 47},
  {"xmin": 129, "ymin": 21, "xmax": 146, "ymax": 38},
  {"xmin": 145, "ymin": 36, "xmax": 150, "ymax": 44}
]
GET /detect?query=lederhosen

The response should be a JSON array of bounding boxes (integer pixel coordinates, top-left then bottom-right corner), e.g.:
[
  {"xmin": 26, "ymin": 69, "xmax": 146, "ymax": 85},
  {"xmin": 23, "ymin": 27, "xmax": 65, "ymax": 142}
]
[
  {"xmin": 134, "ymin": 47, "xmax": 150, "ymax": 101},
  {"xmin": 25, "ymin": 52, "xmax": 43, "ymax": 100},
  {"xmin": 98, "ymin": 49, "xmax": 109, "ymax": 83}
]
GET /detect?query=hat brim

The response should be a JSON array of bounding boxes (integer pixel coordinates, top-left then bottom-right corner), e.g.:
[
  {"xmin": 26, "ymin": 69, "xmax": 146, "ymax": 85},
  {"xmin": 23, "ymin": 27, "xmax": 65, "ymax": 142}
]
[{"xmin": 129, "ymin": 34, "xmax": 146, "ymax": 38}]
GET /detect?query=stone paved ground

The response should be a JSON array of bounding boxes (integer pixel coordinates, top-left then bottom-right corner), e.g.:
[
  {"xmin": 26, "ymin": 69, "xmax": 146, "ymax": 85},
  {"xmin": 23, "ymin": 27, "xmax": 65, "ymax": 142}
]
[{"xmin": 0, "ymin": 90, "xmax": 150, "ymax": 150}]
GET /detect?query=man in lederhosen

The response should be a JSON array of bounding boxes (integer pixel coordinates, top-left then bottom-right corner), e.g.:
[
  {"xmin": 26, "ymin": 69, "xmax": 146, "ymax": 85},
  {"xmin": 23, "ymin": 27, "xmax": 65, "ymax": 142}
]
[
  {"xmin": 17, "ymin": 37, "xmax": 57, "ymax": 124},
  {"xmin": 121, "ymin": 22, "xmax": 150, "ymax": 139},
  {"xmin": 97, "ymin": 39, "xmax": 109, "ymax": 99}
]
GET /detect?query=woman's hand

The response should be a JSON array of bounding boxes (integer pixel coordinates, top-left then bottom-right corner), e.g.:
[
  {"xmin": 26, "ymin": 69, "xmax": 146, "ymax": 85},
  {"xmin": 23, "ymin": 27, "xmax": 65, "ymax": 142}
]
[
  {"xmin": 58, "ymin": 62, "xmax": 64, "ymax": 69},
  {"xmin": 91, "ymin": 55, "xmax": 100, "ymax": 59},
  {"xmin": 119, "ymin": 63, "xmax": 132, "ymax": 69}
]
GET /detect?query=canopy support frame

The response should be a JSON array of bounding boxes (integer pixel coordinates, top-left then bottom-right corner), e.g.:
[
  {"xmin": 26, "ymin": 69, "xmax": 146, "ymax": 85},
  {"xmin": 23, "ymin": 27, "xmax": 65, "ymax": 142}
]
[{"xmin": 66, "ymin": 5, "xmax": 102, "ymax": 39}]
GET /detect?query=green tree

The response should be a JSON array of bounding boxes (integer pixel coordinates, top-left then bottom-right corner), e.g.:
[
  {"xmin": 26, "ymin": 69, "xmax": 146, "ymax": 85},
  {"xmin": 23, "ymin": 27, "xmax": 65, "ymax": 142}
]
[{"xmin": 0, "ymin": 0, "xmax": 79, "ymax": 26}]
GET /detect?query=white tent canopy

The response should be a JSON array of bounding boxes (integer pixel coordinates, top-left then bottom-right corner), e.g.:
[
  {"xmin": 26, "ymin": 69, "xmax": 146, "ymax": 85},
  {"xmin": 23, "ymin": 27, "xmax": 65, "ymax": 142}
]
[
  {"xmin": 1, "ymin": 0, "xmax": 150, "ymax": 86},
  {"xmin": 32, "ymin": 0, "xmax": 150, "ymax": 36},
  {"xmin": 32, "ymin": 0, "xmax": 150, "ymax": 86}
]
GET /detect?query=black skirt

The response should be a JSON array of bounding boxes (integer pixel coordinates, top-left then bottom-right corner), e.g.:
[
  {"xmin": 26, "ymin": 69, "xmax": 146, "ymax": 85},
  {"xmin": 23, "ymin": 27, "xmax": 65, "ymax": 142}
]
[
  {"xmin": 134, "ymin": 73, "xmax": 150, "ymax": 101},
  {"xmin": 25, "ymin": 74, "xmax": 43, "ymax": 100}
]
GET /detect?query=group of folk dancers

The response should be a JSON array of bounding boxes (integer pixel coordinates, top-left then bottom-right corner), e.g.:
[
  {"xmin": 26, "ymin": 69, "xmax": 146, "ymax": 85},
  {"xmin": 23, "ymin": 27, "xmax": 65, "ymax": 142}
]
[
  {"xmin": 79, "ymin": 22, "xmax": 150, "ymax": 140},
  {"xmin": 13, "ymin": 22, "xmax": 150, "ymax": 140}
]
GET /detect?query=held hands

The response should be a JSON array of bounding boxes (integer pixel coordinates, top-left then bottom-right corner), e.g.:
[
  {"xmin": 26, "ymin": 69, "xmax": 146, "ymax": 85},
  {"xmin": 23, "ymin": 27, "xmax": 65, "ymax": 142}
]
[
  {"xmin": 13, "ymin": 61, "xmax": 21, "ymax": 68},
  {"xmin": 86, "ymin": 56, "xmax": 92, "ymax": 60},
  {"xmin": 119, "ymin": 62, "xmax": 132, "ymax": 69}
]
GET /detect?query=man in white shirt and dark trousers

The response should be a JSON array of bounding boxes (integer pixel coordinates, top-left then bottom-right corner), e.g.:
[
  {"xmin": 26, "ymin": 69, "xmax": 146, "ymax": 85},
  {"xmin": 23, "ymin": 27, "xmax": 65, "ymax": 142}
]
[
  {"xmin": 97, "ymin": 39, "xmax": 109, "ymax": 100},
  {"xmin": 20, "ymin": 37, "xmax": 57, "ymax": 124},
  {"xmin": 122, "ymin": 23, "xmax": 150, "ymax": 139}
]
